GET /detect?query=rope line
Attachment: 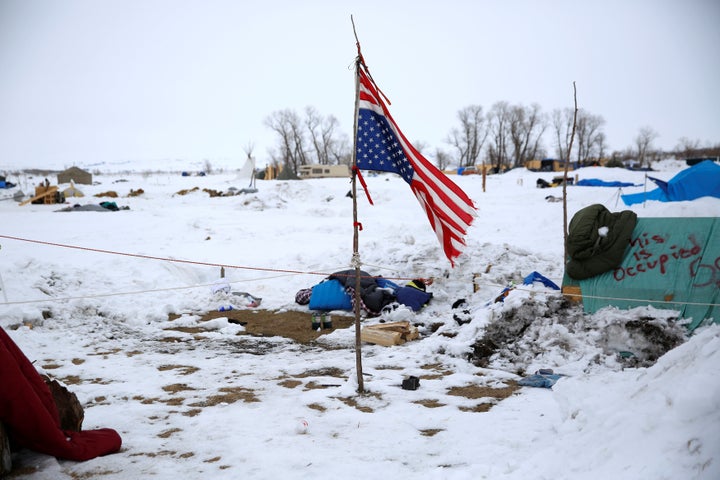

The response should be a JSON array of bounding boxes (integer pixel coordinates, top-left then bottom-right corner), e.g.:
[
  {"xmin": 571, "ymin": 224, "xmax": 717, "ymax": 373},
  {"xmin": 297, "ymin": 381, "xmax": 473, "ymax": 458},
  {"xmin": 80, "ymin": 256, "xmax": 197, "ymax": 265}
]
[
  {"xmin": 552, "ymin": 287, "xmax": 719, "ymax": 308},
  {"xmin": 0, "ymin": 233, "xmax": 336, "ymax": 278},
  {"xmin": 1, "ymin": 234, "xmax": 718, "ymax": 310}
]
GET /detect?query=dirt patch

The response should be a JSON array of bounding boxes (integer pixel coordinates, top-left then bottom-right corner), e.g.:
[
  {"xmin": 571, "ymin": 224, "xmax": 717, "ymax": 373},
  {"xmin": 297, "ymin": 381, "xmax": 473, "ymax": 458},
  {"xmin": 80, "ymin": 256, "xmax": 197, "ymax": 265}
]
[
  {"xmin": 336, "ymin": 391, "xmax": 382, "ymax": 413},
  {"xmin": 158, "ymin": 365, "xmax": 199, "ymax": 376},
  {"xmin": 189, "ymin": 386, "xmax": 259, "ymax": 407},
  {"xmin": 94, "ymin": 191, "xmax": 118, "ymax": 198},
  {"xmin": 413, "ymin": 399, "xmax": 446, "ymax": 409},
  {"xmin": 447, "ymin": 383, "xmax": 518, "ymax": 400},
  {"xmin": 448, "ymin": 382, "xmax": 518, "ymax": 412},
  {"xmin": 174, "ymin": 187, "xmax": 199, "ymax": 196},
  {"xmin": 168, "ymin": 309, "xmax": 355, "ymax": 344},
  {"xmin": 157, "ymin": 428, "xmax": 182, "ymax": 439}
]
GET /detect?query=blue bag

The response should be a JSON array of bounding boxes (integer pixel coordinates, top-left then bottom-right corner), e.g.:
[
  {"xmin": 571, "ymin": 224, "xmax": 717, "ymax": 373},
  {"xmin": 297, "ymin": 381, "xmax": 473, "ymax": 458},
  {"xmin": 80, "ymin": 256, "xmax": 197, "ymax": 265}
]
[
  {"xmin": 308, "ymin": 279, "xmax": 352, "ymax": 311},
  {"xmin": 396, "ymin": 286, "xmax": 433, "ymax": 311}
]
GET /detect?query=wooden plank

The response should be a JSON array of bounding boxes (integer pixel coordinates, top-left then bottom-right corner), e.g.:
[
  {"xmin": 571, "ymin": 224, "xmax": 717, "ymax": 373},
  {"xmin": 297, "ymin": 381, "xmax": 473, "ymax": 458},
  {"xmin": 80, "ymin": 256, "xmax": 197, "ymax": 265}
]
[
  {"xmin": 360, "ymin": 328, "xmax": 403, "ymax": 346},
  {"xmin": 362, "ymin": 321, "xmax": 419, "ymax": 345},
  {"xmin": 19, "ymin": 187, "xmax": 57, "ymax": 206},
  {"xmin": 562, "ymin": 285, "xmax": 582, "ymax": 302},
  {"xmin": 403, "ymin": 326, "xmax": 420, "ymax": 341},
  {"xmin": 365, "ymin": 321, "xmax": 410, "ymax": 332}
]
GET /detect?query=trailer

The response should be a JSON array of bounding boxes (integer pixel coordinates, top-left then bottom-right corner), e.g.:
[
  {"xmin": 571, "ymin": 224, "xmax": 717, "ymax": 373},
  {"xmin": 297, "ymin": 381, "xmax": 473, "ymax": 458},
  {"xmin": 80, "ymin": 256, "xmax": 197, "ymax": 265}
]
[{"xmin": 298, "ymin": 164, "xmax": 350, "ymax": 179}]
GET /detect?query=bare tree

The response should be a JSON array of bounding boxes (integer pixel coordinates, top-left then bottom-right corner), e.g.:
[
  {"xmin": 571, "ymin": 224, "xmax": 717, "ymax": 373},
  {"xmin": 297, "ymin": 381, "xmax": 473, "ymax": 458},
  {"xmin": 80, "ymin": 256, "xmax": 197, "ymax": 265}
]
[
  {"xmin": 434, "ymin": 148, "xmax": 452, "ymax": 170},
  {"xmin": 446, "ymin": 105, "xmax": 488, "ymax": 167},
  {"xmin": 635, "ymin": 126, "xmax": 658, "ymax": 168},
  {"xmin": 675, "ymin": 137, "xmax": 702, "ymax": 160},
  {"xmin": 553, "ymin": 108, "xmax": 605, "ymax": 165},
  {"xmin": 330, "ymin": 132, "xmax": 352, "ymax": 166},
  {"xmin": 305, "ymin": 106, "xmax": 344, "ymax": 165},
  {"xmin": 509, "ymin": 103, "xmax": 547, "ymax": 168},
  {"xmin": 264, "ymin": 109, "xmax": 307, "ymax": 175},
  {"xmin": 575, "ymin": 110, "xmax": 605, "ymax": 165},
  {"xmin": 487, "ymin": 101, "xmax": 512, "ymax": 171},
  {"xmin": 596, "ymin": 132, "xmax": 607, "ymax": 163},
  {"xmin": 552, "ymin": 107, "xmax": 574, "ymax": 162}
]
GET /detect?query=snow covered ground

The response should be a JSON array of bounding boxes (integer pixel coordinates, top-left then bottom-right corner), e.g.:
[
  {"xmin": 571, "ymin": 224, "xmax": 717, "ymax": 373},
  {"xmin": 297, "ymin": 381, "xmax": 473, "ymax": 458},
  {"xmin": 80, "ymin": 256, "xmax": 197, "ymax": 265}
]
[{"xmin": 1, "ymin": 159, "xmax": 719, "ymax": 479}]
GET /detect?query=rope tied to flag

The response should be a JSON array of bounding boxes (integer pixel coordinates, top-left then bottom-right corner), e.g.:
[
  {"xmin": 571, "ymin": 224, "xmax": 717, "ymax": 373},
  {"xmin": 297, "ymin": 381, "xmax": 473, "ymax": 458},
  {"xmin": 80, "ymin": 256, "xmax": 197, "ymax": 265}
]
[{"xmin": 352, "ymin": 165, "xmax": 373, "ymax": 205}]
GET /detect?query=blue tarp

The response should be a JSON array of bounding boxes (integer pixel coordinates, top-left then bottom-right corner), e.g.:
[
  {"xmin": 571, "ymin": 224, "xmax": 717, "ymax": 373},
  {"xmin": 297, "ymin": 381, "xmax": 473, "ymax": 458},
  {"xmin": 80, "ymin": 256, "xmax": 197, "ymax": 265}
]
[
  {"xmin": 622, "ymin": 160, "xmax": 720, "ymax": 205},
  {"xmin": 522, "ymin": 271, "xmax": 560, "ymax": 290},
  {"xmin": 518, "ymin": 373, "xmax": 565, "ymax": 388},
  {"xmin": 576, "ymin": 179, "xmax": 639, "ymax": 187}
]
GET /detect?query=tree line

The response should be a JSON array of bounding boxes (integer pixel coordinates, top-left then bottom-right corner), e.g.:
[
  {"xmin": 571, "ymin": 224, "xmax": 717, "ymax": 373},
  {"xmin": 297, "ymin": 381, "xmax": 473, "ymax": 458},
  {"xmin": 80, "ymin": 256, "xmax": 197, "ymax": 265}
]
[{"xmin": 261, "ymin": 103, "xmax": 719, "ymax": 176}]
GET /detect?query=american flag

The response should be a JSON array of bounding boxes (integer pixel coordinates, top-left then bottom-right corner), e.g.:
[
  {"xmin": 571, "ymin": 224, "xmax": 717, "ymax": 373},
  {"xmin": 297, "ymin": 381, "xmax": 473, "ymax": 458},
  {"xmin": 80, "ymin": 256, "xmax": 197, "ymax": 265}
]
[{"xmin": 355, "ymin": 65, "xmax": 477, "ymax": 266}]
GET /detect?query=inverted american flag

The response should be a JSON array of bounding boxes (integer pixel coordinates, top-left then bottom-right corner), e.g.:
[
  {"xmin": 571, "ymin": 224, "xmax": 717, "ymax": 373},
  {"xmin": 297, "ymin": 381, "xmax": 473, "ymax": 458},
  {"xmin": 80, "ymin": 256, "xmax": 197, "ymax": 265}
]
[{"xmin": 355, "ymin": 65, "xmax": 477, "ymax": 266}]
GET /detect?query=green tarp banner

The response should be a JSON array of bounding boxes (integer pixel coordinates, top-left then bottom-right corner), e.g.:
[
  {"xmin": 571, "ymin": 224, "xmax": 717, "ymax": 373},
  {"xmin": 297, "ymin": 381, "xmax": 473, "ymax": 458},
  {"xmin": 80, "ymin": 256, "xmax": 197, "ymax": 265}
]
[{"xmin": 575, "ymin": 217, "xmax": 719, "ymax": 330}]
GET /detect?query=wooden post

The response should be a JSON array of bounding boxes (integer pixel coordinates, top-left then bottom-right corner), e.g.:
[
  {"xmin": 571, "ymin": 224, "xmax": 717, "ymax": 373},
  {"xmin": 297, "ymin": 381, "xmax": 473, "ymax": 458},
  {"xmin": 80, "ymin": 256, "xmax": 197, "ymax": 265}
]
[
  {"xmin": 562, "ymin": 82, "xmax": 578, "ymax": 263},
  {"xmin": 351, "ymin": 19, "xmax": 365, "ymax": 393},
  {"xmin": 482, "ymin": 161, "xmax": 486, "ymax": 192}
]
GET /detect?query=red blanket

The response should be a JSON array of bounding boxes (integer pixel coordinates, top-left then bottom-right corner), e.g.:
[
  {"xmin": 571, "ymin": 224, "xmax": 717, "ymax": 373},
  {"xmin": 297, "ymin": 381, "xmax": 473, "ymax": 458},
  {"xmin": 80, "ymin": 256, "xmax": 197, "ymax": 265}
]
[{"xmin": 0, "ymin": 327, "xmax": 121, "ymax": 461}]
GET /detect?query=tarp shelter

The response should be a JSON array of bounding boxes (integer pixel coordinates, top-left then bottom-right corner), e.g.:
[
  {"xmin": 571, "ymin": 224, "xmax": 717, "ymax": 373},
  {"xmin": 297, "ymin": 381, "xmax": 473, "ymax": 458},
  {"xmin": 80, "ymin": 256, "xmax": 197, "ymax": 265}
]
[
  {"xmin": 576, "ymin": 179, "xmax": 640, "ymax": 187},
  {"xmin": 57, "ymin": 166, "xmax": 92, "ymax": 185},
  {"xmin": 564, "ymin": 217, "xmax": 719, "ymax": 330},
  {"xmin": 621, "ymin": 160, "xmax": 720, "ymax": 205},
  {"xmin": 63, "ymin": 180, "xmax": 84, "ymax": 198}
]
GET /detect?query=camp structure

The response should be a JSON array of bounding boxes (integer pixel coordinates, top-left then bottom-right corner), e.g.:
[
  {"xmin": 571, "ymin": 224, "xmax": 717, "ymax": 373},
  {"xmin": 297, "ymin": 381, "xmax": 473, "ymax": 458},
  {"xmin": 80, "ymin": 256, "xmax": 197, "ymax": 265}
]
[
  {"xmin": 298, "ymin": 164, "xmax": 350, "ymax": 179},
  {"xmin": 526, "ymin": 158, "xmax": 576, "ymax": 172},
  {"xmin": 621, "ymin": 160, "xmax": 720, "ymax": 206},
  {"xmin": 63, "ymin": 180, "xmax": 84, "ymax": 198},
  {"xmin": 57, "ymin": 166, "xmax": 92, "ymax": 185},
  {"xmin": 19, "ymin": 183, "xmax": 63, "ymax": 206},
  {"xmin": 563, "ymin": 216, "xmax": 719, "ymax": 331}
]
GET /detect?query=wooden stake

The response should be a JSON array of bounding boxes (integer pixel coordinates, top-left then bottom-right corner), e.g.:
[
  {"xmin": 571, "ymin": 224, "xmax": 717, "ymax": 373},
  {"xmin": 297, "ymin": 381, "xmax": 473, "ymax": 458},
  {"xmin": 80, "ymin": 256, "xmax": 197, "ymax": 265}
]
[
  {"xmin": 562, "ymin": 82, "xmax": 578, "ymax": 262},
  {"xmin": 351, "ymin": 15, "xmax": 364, "ymax": 393}
]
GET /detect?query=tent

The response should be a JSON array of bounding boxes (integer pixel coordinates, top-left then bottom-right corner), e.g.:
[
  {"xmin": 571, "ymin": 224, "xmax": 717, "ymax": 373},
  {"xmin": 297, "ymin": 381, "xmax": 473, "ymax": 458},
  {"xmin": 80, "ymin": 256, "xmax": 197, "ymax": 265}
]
[
  {"xmin": 621, "ymin": 160, "xmax": 720, "ymax": 205},
  {"xmin": 57, "ymin": 166, "xmax": 92, "ymax": 185},
  {"xmin": 564, "ymin": 216, "xmax": 719, "ymax": 330},
  {"xmin": 63, "ymin": 180, "xmax": 84, "ymax": 198}
]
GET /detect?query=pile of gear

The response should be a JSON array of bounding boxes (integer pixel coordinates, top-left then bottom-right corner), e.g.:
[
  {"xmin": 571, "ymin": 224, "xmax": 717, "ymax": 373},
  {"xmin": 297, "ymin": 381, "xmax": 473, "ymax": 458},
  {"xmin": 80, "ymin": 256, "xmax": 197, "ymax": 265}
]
[{"xmin": 295, "ymin": 269, "xmax": 433, "ymax": 316}]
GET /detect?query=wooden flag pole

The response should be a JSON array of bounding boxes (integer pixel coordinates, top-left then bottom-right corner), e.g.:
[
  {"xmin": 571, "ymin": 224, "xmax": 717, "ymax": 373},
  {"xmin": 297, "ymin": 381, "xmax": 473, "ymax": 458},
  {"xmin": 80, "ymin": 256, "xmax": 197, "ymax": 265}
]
[
  {"xmin": 562, "ymin": 81, "xmax": 578, "ymax": 262},
  {"xmin": 350, "ymin": 15, "xmax": 364, "ymax": 393}
]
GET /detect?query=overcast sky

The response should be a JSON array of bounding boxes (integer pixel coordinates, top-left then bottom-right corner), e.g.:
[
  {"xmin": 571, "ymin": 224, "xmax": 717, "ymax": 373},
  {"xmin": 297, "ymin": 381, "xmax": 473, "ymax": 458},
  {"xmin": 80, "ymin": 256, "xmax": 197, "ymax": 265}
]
[{"xmin": 1, "ymin": 0, "xmax": 718, "ymax": 170}]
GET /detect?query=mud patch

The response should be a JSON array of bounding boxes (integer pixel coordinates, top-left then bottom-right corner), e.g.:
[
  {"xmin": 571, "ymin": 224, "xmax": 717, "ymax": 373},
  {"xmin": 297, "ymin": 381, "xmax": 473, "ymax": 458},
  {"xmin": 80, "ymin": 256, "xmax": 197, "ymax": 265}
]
[
  {"xmin": 168, "ymin": 309, "xmax": 355, "ymax": 344},
  {"xmin": 448, "ymin": 382, "xmax": 518, "ymax": 412},
  {"xmin": 188, "ymin": 386, "xmax": 260, "ymax": 407},
  {"xmin": 336, "ymin": 391, "xmax": 382, "ymax": 413},
  {"xmin": 158, "ymin": 364, "xmax": 199, "ymax": 376},
  {"xmin": 413, "ymin": 399, "xmax": 445, "ymax": 409}
]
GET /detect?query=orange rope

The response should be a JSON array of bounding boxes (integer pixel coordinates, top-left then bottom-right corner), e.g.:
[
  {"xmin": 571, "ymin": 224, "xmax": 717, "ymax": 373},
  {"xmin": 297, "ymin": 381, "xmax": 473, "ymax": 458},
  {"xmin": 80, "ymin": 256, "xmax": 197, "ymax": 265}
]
[{"xmin": 0, "ymin": 233, "xmax": 421, "ymax": 283}]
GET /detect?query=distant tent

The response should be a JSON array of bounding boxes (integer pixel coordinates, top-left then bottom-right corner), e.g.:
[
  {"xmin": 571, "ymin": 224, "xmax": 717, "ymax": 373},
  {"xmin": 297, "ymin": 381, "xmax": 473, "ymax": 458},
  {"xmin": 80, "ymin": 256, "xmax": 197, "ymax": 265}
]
[
  {"xmin": 564, "ymin": 216, "xmax": 719, "ymax": 331},
  {"xmin": 63, "ymin": 180, "xmax": 84, "ymax": 198},
  {"xmin": 57, "ymin": 166, "xmax": 92, "ymax": 185},
  {"xmin": 235, "ymin": 156, "xmax": 256, "ymax": 186},
  {"xmin": 621, "ymin": 160, "xmax": 720, "ymax": 205}
]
